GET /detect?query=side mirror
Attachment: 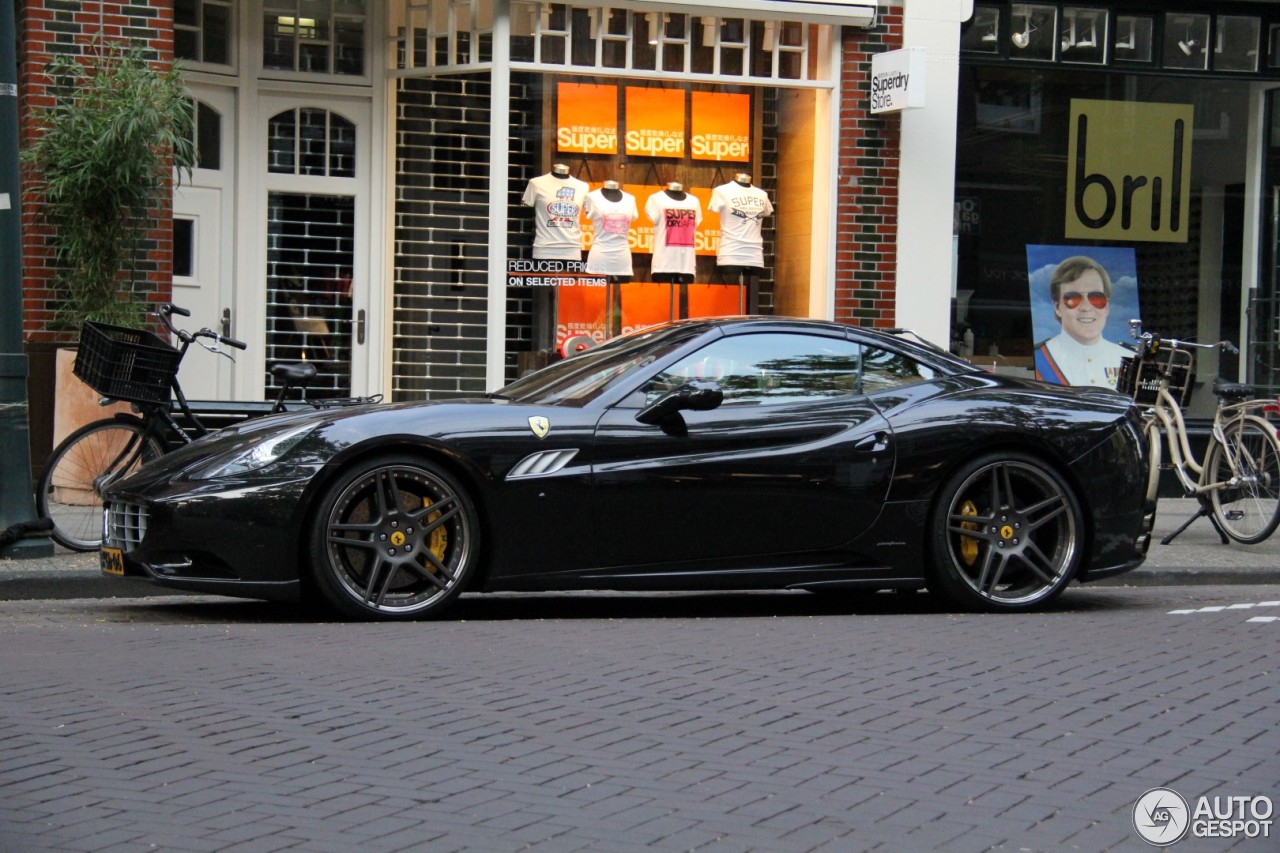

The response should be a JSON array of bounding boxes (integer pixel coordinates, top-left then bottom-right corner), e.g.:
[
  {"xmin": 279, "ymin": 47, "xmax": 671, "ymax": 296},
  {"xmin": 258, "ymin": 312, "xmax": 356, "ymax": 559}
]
[{"xmin": 636, "ymin": 380, "xmax": 724, "ymax": 426}]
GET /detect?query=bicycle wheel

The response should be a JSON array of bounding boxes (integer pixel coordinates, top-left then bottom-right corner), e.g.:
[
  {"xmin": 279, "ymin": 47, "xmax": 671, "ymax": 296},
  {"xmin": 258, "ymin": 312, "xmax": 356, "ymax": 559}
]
[
  {"xmin": 36, "ymin": 417, "xmax": 165, "ymax": 551},
  {"xmin": 1205, "ymin": 414, "xmax": 1280, "ymax": 545},
  {"xmin": 1143, "ymin": 419, "xmax": 1163, "ymax": 506}
]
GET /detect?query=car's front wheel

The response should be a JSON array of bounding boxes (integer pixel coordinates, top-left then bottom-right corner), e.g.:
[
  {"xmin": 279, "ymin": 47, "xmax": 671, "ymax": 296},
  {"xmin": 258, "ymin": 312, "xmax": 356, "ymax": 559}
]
[
  {"xmin": 308, "ymin": 455, "xmax": 480, "ymax": 620},
  {"xmin": 927, "ymin": 452, "xmax": 1083, "ymax": 612}
]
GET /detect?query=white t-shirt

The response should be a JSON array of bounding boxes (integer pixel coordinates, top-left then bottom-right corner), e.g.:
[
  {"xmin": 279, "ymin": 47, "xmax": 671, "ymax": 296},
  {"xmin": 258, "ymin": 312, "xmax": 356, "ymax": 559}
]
[
  {"xmin": 709, "ymin": 182, "xmax": 773, "ymax": 268},
  {"xmin": 583, "ymin": 189, "xmax": 639, "ymax": 276},
  {"xmin": 644, "ymin": 190, "xmax": 703, "ymax": 275},
  {"xmin": 1037, "ymin": 332, "xmax": 1131, "ymax": 388},
  {"xmin": 522, "ymin": 173, "xmax": 589, "ymax": 260}
]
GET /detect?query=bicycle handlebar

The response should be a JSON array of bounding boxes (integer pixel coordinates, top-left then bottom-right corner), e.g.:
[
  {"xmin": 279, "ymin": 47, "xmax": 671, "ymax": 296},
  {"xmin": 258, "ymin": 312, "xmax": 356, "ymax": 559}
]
[
  {"xmin": 152, "ymin": 303, "xmax": 246, "ymax": 352},
  {"xmin": 1127, "ymin": 319, "xmax": 1237, "ymax": 358},
  {"xmin": 193, "ymin": 328, "xmax": 248, "ymax": 351}
]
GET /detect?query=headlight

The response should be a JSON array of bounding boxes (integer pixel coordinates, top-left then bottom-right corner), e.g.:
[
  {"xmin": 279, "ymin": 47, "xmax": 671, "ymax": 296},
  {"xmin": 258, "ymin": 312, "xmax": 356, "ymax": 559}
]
[{"xmin": 189, "ymin": 423, "xmax": 319, "ymax": 479}]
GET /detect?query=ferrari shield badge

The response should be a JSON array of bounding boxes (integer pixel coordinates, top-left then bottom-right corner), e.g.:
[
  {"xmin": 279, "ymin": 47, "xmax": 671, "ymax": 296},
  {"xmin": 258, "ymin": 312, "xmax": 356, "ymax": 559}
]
[{"xmin": 528, "ymin": 416, "xmax": 550, "ymax": 439}]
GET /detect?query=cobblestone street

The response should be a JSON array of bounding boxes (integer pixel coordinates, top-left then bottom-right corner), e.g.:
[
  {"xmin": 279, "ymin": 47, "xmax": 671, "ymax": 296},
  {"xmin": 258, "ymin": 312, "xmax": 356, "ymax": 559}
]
[{"xmin": 1, "ymin": 583, "xmax": 1277, "ymax": 851}]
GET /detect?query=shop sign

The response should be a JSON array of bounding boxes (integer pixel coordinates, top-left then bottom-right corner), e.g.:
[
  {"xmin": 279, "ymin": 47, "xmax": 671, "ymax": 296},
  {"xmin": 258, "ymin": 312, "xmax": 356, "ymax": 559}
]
[
  {"xmin": 870, "ymin": 48, "xmax": 925, "ymax": 114},
  {"xmin": 1066, "ymin": 99, "xmax": 1192, "ymax": 244},
  {"xmin": 691, "ymin": 92, "xmax": 751, "ymax": 162},
  {"xmin": 625, "ymin": 87, "xmax": 685, "ymax": 157},
  {"xmin": 557, "ymin": 82, "xmax": 618, "ymax": 155}
]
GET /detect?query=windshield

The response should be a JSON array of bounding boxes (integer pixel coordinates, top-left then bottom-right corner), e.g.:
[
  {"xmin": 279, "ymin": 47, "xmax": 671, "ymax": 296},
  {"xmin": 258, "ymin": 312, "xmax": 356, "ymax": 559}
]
[{"xmin": 500, "ymin": 324, "xmax": 708, "ymax": 406}]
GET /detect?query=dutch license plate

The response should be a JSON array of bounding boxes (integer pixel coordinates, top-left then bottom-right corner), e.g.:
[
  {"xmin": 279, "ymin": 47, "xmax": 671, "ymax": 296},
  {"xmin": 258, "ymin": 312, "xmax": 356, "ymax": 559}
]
[{"xmin": 101, "ymin": 546, "xmax": 125, "ymax": 576}]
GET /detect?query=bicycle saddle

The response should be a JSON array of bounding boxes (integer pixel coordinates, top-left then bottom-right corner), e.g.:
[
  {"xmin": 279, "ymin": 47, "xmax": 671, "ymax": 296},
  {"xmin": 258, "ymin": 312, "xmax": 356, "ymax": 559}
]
[
  {"xmin": 1211, "ymin": 378, "xmax": 1253, "ymax": 401},
  {"xmin": 272, "ymin": 362, "xmax": 318, "ymax": 388}
]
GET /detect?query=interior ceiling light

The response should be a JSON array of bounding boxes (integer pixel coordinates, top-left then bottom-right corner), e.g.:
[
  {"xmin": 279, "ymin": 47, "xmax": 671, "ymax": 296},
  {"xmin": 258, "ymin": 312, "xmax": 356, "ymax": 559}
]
[
  {"xmin": 1011, "ymin": 17, "xmax": 1036, "ymax": 49},
  {"xmin": 1179, "ymin": 38, "xmax": 1198, "ymax": 56}
]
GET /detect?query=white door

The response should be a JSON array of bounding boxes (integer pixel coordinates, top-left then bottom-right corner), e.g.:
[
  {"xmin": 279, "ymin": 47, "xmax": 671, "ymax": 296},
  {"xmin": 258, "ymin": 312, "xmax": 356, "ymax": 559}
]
[
  {"xmin": 240, "ymin": 92, "xmax": 372, "ymax": 401},
  {"xmin": 172, "ymin": 85, "xmax": 236, "ymax": 400}
]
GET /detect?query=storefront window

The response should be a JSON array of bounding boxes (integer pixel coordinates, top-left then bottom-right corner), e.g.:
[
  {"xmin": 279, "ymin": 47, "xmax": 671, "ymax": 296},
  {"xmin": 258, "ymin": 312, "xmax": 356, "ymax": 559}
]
[
  {"xmin": 390, "ymin": 0, "xmax": 837, "ymax": 393},
  {"xmin": 1163, "ymin": 13, "xmax": 1209, "ymax": 71},
  {"xmin": 955, "ymin": 66, "xmax": 1250, "ymax": 407},
  {"xmin": 262, "ymin": 0, "xmax": 367, "ymax": 76},
  {"xmin": 175, "ymin": 0, "xmax": 233, "ymax": 67},
  {"xmin": 1060, "ymin": 8, "xmax": 1106, "ymax": 65},
  {"xmin": 1216, "ymin": 15, "xmax": 1261, "ymax": 73},
  {"xmin": 1113, "ymin": 15, "xmax": 1154, "ymax": 64},
  {"xmin": 406, "ymin": 0, "xmax": 825, "ymax": 83},
  {"xmin": 1009, "ymin": 4, "xmax": 1059, "ymax": 62}
]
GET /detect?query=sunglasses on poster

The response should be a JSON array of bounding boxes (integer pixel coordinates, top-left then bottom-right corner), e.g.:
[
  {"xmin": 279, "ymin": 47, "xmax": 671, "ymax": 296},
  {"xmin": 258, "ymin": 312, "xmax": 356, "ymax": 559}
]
[{"xmin": 1060, "ymin": 291, "xmax": 1109, "ymax": 310}]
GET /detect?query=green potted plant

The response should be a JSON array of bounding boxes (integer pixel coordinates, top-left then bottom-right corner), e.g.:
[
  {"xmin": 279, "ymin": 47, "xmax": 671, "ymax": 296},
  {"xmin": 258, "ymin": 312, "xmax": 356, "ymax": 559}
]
[
  {"xmin": 22, "ymin": 39, "xmax": 196, "ymax": 447},
  {"xmin": 23, "ymin": 39, "xmax": 195, "ymax": 330}
]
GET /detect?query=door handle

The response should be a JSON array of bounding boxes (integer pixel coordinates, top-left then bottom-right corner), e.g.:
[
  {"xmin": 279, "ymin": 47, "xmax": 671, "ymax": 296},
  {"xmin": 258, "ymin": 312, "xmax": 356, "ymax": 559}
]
[
  {"xmin": 221, "ymin": 308, "xmax": 231, "ymax": 338},
  {"xmin": 357, "ymin": 309, "xmax": 365, "ymax": 345},
  {"xmin": 853, "ymin": 431, "xmax": 889, "ymax": 453}
]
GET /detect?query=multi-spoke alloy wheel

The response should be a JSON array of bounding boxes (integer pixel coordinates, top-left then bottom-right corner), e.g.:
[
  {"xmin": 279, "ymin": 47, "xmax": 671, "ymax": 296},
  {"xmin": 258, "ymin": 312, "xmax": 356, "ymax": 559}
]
[
  {"xmin": 309, "ymin": 456, "xmax": 479, "ymax": 620},
  {"xmin": 928, "ymin": 452, "xmax": 1083, "ymax": 611}
]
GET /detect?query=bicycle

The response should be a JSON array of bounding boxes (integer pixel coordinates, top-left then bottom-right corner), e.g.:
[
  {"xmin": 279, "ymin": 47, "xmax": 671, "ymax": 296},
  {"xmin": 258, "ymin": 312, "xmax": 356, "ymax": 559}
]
[
  {"xmin": 36, "ymin": 303, "xmax": 354, "ymax": 552},
  {"xmin": 1121, "ymin": 319, "xmax": 1280, "ymax": 545}
]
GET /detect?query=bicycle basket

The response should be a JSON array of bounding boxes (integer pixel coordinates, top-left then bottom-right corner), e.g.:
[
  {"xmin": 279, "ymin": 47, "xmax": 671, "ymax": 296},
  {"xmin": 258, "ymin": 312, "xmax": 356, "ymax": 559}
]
[
  {"xmin": 73, "ymin": 322, "xmax": 181, "ymax": 405},
  {"xmin": 1116, "ymin": 349, "xmax": 1194, "ymax": 407}
]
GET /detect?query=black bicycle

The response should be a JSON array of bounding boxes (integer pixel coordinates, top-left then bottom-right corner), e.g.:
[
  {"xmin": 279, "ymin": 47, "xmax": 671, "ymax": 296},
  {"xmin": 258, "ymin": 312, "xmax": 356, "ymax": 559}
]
[{"xmin": 36, "ymin": 304, "xmax": 374, "ymax": 551}]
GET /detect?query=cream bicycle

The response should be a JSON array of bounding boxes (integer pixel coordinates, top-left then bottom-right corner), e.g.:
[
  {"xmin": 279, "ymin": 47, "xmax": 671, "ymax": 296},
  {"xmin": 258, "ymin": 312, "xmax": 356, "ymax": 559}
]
[{"xmin": 1121, "ymin": 320, "xmax": 1280, "ymax": 545}]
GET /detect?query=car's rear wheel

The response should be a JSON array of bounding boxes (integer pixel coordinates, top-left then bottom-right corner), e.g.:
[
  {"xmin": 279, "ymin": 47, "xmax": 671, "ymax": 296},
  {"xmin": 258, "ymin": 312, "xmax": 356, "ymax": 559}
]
[
  {"xmin": 308, "ymin": 455, "xmax": 479, "ymax": 620},
  {"xmin": 927, "ymin": 452, "xmax": 1083, "ymax": 612}
]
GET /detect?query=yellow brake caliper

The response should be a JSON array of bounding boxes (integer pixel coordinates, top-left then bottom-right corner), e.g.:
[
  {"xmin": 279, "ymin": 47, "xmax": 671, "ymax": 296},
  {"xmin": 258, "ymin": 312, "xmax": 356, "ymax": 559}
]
[
  {"xmin": 423, "ymin": 497, "xmax": 448, "ymax": 570},
  {"xmin": 958, "ymin": 500, "xmax": 980, "ymax": 566}
]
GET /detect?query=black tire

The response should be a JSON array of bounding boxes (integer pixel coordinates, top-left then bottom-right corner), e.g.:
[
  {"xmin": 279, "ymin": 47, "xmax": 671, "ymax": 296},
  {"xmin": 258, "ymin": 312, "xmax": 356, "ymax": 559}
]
[
  {"xmin": 36, "ymin": 417, "xmax": 164, "ymax": 551},
  {"xmin": 308, "ymin": 455, "xmax": 480, "ymax": 620},
  {"xmin": 1205, "ymin": 415, "xmax": 1280, "ymax": 545},
  {"xmin": 928, "ymin": 452, "xmax": 1084, "ymax": 612}
]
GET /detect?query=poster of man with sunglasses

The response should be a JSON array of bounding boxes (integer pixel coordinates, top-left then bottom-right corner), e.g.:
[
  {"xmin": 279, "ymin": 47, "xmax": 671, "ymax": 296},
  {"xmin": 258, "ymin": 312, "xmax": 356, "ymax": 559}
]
[{"xmin": 1027, "ymin": 245, "xmax": 1139, "ymax": 389}]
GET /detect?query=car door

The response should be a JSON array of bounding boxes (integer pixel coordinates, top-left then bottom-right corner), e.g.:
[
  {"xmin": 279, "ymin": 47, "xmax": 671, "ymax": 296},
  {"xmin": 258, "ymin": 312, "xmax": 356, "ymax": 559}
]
[{"xmin": 590, "ymin": 330, "xmax": 895, "ymax": 568}]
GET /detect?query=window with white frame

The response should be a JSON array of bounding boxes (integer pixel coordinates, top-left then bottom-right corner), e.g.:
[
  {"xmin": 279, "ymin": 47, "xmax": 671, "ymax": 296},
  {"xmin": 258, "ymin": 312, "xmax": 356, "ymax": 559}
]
[
  {"xmin": 263, "ymin": 0, "xmax": 368, "ymax": 76},
  {"xmin": 175, "ymin": 0, "xmax": 234, "ymax": 67},
  {"xmin": 392, "ymin": 0, "xmax": 830, "ymax": 85}
]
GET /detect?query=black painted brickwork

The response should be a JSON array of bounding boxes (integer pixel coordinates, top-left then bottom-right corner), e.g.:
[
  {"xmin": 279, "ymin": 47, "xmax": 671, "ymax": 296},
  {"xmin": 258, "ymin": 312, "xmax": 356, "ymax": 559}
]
[{"xmin": 392, "ymin": 74, "xmax": 537, "ymax": 400}]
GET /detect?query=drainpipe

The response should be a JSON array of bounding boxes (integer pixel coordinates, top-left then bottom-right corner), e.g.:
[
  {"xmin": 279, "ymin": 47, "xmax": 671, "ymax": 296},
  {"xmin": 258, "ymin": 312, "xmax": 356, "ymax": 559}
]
[{"xmin": 0, "ymin": 0, "xmax": 53, "ymax": 557}]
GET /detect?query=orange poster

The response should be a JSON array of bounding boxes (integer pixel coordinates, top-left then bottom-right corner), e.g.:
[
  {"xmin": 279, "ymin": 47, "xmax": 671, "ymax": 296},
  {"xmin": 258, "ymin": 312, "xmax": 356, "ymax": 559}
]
[
  {"xmin": 629, "ymin": 183, "xmax": 663, "ymax": 256},
  {"xmin": 689, "ymin": 185, "xmax": 717, "ymax": 258},
  {"xmin": 625, "ymin": 87, "xmax": 685, "ymax": 157},
  {"xmin": 557, "ymin": 82, "xmax": 618, "ymax": 155},
  {"xmin": 687, "ymin": 284, "xmax": 744, "ymax": 317},
  {"xmin": 691, "ymin": 92, "xmax": 751, "ymax": 162},
  {"xmin": 619, "ymin": 282, "xmax": 674, "ymax": 331},
  {"xmin": 555, "ymin": 283, "xmax": 610, "ymax": 350}
]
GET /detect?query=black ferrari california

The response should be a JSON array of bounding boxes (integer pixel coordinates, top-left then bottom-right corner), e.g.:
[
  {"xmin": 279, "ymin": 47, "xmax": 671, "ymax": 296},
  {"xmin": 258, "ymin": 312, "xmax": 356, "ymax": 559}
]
[{"xmin": 101, "ymin": 317, "xmax": 1153, "ymax": 619}]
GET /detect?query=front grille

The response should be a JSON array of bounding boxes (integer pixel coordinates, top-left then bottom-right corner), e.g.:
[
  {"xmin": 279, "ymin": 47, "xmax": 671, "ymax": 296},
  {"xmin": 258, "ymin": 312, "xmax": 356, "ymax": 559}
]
[{"xmin": 105, "ymin": 501, "xmax": 148, "ymax": 551}]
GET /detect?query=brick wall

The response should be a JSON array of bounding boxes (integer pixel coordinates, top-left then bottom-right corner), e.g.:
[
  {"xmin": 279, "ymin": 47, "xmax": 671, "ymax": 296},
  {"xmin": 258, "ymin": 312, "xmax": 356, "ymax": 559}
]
[
  {"xmin": 835, "ymin": 14, "xmax": 904, "ymax": 329},
  {"xmin": 17, "ymin": 0, "xmax": 176, "ymax": 343},
  {"xmin": 392, "ymin": 74, "xmax": 531, "ymax": 400}
]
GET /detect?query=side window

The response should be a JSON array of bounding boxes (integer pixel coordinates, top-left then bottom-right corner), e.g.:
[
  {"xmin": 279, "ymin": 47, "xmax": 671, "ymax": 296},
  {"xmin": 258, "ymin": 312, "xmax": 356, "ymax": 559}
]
[
  {"xmin": 861, "ymin": 345, "xmax": 938, "ymax": 393},
  {"xmin": 642, "ymin": 333, "xmax": 864, "ymax": 406}
]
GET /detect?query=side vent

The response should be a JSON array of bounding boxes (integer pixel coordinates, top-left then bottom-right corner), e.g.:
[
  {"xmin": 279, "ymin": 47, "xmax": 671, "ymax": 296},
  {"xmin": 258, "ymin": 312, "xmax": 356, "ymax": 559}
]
[{"xmin": 507, "ymin": 448, "xmax": 580, "ymax": 480}]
